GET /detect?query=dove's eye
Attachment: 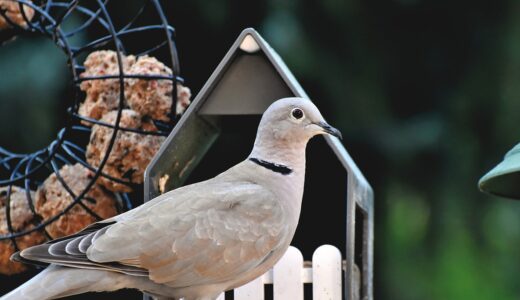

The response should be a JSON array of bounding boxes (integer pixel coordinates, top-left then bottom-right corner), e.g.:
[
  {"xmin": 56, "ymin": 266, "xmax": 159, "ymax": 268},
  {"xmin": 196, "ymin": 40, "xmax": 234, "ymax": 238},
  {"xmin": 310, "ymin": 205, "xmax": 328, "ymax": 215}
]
[{"xmin": 291, "ymin": 108, "xmax": 304, "ymax": 120}]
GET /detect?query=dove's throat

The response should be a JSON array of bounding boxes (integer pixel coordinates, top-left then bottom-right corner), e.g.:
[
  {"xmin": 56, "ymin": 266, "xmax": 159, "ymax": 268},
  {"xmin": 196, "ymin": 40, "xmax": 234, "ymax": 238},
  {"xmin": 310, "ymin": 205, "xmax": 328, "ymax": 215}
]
[
  {"xmin": 248, "ymin": 137, "xmax": 307, "ymax": 227},
  {"xmin": 248, "ymin": 138, "xmax": 307, "ymax": 176}
]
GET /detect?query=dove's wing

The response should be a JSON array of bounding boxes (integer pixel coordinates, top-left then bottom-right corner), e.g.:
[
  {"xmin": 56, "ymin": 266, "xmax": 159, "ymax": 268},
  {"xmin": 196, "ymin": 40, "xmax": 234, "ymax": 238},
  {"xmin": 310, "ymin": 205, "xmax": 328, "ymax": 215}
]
[{"xmin": 20, "ymin": 176, "xmax": 288, "ymax": 287}]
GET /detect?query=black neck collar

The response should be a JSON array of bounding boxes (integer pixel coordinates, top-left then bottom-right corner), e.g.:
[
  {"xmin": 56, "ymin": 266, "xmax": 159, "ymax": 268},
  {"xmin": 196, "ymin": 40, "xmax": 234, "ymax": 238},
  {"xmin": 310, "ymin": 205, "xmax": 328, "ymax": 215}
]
[{"xmin": 249, "ymin": 157, "xmax": 293, "ymax": 175}]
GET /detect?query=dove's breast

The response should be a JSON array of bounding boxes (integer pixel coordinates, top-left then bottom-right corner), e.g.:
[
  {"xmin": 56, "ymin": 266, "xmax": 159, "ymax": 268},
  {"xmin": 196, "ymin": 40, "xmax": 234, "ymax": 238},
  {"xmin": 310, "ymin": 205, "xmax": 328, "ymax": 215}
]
[{"xmin": 204, "ymin": 160, "xmax": 305, "ymax": 287}]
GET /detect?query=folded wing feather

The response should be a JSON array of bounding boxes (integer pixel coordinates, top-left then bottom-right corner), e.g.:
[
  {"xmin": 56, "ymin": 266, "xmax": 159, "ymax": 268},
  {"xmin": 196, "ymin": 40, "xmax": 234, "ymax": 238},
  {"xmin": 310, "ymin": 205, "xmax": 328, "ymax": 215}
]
[{"xmin": 18, "ymin": 178, "xmax": 287, "ymax": 287}]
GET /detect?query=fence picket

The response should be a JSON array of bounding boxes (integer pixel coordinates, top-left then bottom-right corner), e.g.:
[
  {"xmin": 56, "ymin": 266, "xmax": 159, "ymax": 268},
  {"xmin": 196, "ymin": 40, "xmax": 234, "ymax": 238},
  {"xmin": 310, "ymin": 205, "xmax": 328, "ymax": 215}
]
[
  {"xmin": 273, "ymin": 246, "xmax": 304, "ymax": 299},
  {"xmin": 234, "ymin": 275, "xmax": 265, "ymax": 300},
  {"xmin": 312, "ymin": 245, "xmax": 342, "ymax": 300}
]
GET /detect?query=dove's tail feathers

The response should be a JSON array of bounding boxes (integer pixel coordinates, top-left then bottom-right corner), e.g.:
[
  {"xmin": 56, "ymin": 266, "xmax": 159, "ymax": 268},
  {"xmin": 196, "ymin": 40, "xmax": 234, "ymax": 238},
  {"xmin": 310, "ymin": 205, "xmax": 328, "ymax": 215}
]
[
  {"xmin": 0, "ymin": 265, "xmax": 134, "ymax": 300},
  {"xmin": 2, "ymin": 265, "xmax": 182, "ymax": 300}
]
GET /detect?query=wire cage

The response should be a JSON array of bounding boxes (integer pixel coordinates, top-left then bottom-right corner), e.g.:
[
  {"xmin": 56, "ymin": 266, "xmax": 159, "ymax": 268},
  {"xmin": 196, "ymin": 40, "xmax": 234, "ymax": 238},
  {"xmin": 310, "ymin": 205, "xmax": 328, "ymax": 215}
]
[{"xmin": 0, "ymin": 0, "xmax": 182, "ymax": 271}]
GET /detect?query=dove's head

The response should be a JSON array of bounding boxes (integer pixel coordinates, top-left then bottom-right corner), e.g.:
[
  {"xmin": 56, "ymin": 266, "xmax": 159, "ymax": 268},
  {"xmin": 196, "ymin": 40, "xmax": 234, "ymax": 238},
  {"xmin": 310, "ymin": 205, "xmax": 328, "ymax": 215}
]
[
  {"xmin": 256, "ymin": 97, "xmax": 342, "ymax": 144},
  {"xmin": 250, "ymin": 97, "xmax": 342, "ymax": 163}
]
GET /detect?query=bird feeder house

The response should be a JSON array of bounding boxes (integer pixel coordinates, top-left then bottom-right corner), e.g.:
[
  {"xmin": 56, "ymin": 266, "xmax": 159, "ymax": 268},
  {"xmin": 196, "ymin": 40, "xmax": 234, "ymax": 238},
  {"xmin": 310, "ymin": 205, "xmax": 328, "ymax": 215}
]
[{"xmin": 144, "ymin": 28, "xmax": 374, "ymax": 300}]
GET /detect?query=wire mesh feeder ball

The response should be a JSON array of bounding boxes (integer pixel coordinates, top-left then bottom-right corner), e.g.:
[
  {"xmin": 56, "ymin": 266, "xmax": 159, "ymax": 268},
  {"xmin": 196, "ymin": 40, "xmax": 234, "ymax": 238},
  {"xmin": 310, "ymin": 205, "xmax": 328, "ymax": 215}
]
[{"xmin": 0, "ymin": 0, "xmax": 190, "ymax": 277}]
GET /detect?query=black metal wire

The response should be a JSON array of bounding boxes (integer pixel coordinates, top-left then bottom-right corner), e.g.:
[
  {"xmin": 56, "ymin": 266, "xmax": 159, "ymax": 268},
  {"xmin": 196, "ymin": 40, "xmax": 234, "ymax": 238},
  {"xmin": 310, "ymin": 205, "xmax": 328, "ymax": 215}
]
[{"xmin": 0, "ymin": 0, "xmax": 183, "ymax": 248}]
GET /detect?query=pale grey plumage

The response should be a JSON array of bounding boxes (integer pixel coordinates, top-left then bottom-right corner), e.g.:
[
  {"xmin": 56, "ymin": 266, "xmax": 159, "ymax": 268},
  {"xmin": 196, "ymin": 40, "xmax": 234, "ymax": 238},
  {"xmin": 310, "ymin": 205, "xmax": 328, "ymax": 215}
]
[{"xmin": 1, "ymin": 97, "xmax": 341, "ymax": 300}]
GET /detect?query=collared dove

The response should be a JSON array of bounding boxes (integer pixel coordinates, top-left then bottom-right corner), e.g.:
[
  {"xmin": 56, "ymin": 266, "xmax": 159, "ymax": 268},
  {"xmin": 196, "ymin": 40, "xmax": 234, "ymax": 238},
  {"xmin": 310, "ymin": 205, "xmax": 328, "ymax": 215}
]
[{"xmin": 2, "ymin": 97, "xmax": 342, "ymax": 300}]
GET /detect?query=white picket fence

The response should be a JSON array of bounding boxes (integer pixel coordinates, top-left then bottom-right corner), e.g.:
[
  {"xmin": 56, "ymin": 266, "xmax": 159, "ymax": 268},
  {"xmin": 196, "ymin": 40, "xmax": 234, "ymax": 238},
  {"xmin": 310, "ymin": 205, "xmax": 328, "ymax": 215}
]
[{"xmin": 215, "ymin": 245, "xmax": 347, "ymax": 300}]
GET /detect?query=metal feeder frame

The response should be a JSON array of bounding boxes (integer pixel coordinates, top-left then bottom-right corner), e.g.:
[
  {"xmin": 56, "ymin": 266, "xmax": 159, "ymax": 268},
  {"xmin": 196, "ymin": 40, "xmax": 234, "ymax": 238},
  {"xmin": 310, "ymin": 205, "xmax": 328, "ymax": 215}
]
[{"xmin": 145, "ymin": 28, "xmax": 374, "ymax": 300}]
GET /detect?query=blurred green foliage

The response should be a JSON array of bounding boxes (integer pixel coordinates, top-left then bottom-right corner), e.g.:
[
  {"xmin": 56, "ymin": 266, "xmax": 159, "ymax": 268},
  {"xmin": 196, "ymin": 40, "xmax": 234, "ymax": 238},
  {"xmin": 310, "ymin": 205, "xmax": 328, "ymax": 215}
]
[
  {"xmin": 2, "ymin": 0, "xmax": 520, "ymax": 299},
  {"xmin": 0, "ymin": 35, "xmax": 68, "ymax": 152}
]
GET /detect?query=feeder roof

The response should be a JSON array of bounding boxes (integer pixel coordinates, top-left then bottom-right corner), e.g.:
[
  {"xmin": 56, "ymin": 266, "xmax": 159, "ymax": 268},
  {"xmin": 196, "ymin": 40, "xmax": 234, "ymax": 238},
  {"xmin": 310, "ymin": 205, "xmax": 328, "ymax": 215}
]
[
  {"xmin": 145, "ymin": 28, "xmax": 371, "ymax": 207},
  {"xmin": 479, "ymin": 143, "xmax": 520, "ymax": 200}
]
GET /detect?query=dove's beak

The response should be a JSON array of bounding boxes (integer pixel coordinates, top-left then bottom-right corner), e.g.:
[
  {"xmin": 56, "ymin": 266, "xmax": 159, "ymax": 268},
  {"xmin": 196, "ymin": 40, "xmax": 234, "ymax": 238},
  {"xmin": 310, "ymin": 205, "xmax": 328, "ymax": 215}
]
[{"xmin": 316, "ymin": 121, "xmax": 342, "ymax": 140}]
